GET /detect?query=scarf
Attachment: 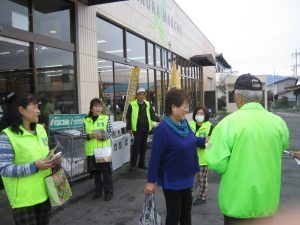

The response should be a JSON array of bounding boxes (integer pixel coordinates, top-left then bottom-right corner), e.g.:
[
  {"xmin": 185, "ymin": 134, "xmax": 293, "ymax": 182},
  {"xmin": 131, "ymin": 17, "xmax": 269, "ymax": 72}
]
[{"xmin": 163, "ymin": 115, "xmax": 189, "ymax": 137}]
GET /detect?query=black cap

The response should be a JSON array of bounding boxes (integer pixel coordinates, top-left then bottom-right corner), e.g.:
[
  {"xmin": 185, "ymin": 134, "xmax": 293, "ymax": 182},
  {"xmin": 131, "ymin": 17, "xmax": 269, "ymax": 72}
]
[{"xmin": 233, "ymin": 73, "xmax": 262, "ymax": 92}]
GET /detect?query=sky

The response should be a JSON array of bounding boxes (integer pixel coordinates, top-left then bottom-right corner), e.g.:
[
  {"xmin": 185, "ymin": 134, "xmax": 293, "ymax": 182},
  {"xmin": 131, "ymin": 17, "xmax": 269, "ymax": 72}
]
[{"xmin": 174, "ymin": 0, "xmax": 300, "ymax": 76}]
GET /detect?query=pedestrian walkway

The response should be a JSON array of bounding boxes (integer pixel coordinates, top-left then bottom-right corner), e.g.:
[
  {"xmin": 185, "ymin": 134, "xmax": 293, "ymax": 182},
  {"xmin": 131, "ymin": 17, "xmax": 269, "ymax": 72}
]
[{"xmin": 1, "ymin": 113, "xmax": 300, "ymax": 225}]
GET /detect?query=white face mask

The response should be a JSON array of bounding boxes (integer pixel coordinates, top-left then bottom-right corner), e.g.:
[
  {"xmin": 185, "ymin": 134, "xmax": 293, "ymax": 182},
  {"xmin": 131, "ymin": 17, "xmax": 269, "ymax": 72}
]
[{"xmin": 195, "ymin": 115, "xmax": 204, "ymax": 123}]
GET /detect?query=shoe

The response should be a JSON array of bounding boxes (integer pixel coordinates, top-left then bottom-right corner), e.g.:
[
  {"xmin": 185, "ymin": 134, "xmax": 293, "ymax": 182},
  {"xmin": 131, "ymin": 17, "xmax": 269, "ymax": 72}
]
[
  {"xmin": 104, "ymin": 194, "xmax": 113, "ymax": 201},
  {"xmin": 137, "ymin": 165, "xmax": 148, "ymax": 169},
  {"xmin": 193, "ymin": 198, "xmax": 206, "ymax": 206},
  {"xmin": 129, "ymin": 166, "xmax": 137, "ymax": 172},
  {"xmin": 92, "ymin": 193, "xmax": 102, "ymax": 200}
]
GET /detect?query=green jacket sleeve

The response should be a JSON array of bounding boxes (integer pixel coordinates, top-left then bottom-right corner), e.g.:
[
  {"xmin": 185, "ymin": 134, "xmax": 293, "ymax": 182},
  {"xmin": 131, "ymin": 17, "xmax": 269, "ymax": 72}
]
[
  {"xmin": 280, "ymin": 119, "xmax": 289, "ymax": 150},
  {"xmin": 204, "ymin": 119, "xmax": 233, "ymax": 174}
]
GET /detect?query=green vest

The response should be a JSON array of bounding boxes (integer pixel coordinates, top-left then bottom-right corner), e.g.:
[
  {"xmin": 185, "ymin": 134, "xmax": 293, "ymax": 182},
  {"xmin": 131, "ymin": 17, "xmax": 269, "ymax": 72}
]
[
  {"xmin": 130, "ymin": 100, "xmax": 152, "ymax": 132},
  {"xmin": 189, "ymin": 120, "xmax": 212, "ymax": 166},
  {"xmin": 1, "ymin": 124, "xmax": 51, "ymax": 208},
  {"xmin": 84, "ymin": 115, "xmax": 111, "ymax": 156},
  {"xmin": 204, "ymin": 102, "xmax": 289, "ymax": 218}
]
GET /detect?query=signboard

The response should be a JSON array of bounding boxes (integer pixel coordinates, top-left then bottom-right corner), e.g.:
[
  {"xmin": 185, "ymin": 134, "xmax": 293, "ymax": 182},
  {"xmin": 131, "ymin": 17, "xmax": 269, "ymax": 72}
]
[
  {"xmin": 168, "ymin": 61, "xmax": 181, "ymax": 90},
  {"xmin": 49, "ymin": 114, "xmax": 86, "ymax": 130},
  {"xmin": 122, "ymin": 67, "xmax": 140, "ymax": 121}
]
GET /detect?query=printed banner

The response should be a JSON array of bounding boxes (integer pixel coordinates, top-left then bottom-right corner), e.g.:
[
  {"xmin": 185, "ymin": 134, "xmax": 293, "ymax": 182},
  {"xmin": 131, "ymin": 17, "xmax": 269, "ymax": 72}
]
[
  {"xmin": 168, "ymin": 62, "xmax": 181, "ymax": 90},
  {"xmin": 122, "ymin": 67, "xmax": 140, "ymax": 121},
  {"xmin": 49, "ymin": 114, "xmax": 86, "ymax": 130}
]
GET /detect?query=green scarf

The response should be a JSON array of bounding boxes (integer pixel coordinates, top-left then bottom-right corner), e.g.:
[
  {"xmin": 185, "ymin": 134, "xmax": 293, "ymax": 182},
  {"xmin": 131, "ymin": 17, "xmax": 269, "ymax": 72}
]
[{"xmin": 163, "ymin": 115, "xmax": 189, "ymax": 137}]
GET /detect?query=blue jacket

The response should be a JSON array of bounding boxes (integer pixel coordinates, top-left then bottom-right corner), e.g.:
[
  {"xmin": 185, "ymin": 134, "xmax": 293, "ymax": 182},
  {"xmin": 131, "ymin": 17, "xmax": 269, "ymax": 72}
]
[{"xmin": 148, "ymin": 120, "xmax": 204, "ymax": 185}]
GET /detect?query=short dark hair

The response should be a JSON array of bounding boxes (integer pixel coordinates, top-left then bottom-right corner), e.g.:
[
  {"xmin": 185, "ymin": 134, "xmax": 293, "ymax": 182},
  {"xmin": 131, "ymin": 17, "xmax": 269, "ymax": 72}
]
[
  {"xmin": 192, "ymin": 106, "xmax": 210, "ymax": 122},
  {"xmin": 88, "ymin": 98, "xmax": 103, "ymax": 117},
  {"xmin": 0, "ymin": 93, "xmax": 38, "ymax": 134},
  {"xmin": 164, "ymin": 88, "xmax": 189, "ymax": 116}
]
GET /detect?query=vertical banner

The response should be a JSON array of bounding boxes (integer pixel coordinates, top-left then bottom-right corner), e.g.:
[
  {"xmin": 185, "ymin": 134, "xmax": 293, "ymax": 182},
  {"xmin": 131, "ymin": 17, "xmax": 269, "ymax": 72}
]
[
  {"xmin": 168, "ymin": 61, "xmax": 182, "ymax": 90},
  {"xmin": 122, "ymin": 67, "xmax": 140, "ymax": 121}
]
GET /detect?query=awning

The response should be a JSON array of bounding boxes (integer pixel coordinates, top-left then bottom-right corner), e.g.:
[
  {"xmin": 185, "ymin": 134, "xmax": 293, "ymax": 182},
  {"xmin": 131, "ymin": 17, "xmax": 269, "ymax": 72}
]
[
  {"xmin": 285, "ymin": 78, "xmax": 300, "ymax": 92},
  {"xmin": 190, "ymin": 54, "xmax": 215, "ymax": 66},
  {"xmin": 79, "ymin": 0, "xmax": 127, "ymax": 5},
  {"xmin": 216, "ymin": 53, "xmax": 231, "ymax": 69}
]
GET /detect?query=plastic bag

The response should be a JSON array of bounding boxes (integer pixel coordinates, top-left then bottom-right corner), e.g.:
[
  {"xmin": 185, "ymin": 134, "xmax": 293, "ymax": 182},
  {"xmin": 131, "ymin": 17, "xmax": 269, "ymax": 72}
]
[{"xmin": 139, "ymin": 194, "xmax": 162, "ymax": 225}]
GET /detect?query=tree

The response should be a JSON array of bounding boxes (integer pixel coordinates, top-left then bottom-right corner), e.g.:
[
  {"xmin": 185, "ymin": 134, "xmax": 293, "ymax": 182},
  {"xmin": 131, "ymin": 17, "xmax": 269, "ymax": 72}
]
[{"xmin": 216, "ymin": 73, "xmax": 229, "ymax": 95}]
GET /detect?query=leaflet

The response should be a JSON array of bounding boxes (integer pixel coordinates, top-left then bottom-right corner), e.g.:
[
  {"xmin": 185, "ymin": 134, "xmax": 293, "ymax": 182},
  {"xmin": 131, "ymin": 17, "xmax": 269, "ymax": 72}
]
[{"xmin": 46, "ymin": 143, "xmax": 60, "ymax": 161}]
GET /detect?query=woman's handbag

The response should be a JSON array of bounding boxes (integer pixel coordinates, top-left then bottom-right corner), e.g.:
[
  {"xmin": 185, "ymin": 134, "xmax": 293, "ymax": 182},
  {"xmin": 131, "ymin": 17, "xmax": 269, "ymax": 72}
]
[
  {"xmin": 45, "ymin": 168, "xmax": 72, "ymax": 206},
  {"xmin": 139, "ymin": 194, "xmax": 162, "ymax": 225}
]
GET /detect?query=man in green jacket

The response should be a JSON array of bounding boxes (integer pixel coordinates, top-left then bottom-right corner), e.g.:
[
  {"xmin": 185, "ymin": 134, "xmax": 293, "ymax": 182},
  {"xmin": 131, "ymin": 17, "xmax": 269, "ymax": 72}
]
[
  {"xmin": 205, "ymin": 74, "xmax": 289, "ymax": 225},
  {"xmin": 126, "ymin": 88, "xmax": 160, "ymax": 171}
]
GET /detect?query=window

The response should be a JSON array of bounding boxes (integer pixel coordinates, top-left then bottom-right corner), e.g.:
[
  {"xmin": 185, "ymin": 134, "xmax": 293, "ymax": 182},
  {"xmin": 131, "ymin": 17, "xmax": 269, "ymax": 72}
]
[
  {"xmin": 0, "ymin": 37, "xmax": 32, "ymax": 110},
  {"xmin": 148, "ymin": 69, "xmax": 157, "ymax": 111},
  {"xmin": 35, "ymin": 45, "xmax": 76, "ymax": 122},
  {"xmin": 168, "ymin": 51, "xmax": 172, "ymax": 69},
  {"xmin": 156, "ymin": 71, "xmax": 163, "ymax": 115},
  {"xmin": 34, "ymin": 0, "xmax": 74, "ymax": 42},
  {"xmin": 147, "ymin": 42, "xmax": 154, "ymax": 66},
  {"xmin": 138, "ymin": 68, "xmax": 148, "ymax": 90},
  {"xmin": 162, "ymin": 49, "xmax": 167, "ymax": 69},
  {"xmin": 126, "ymin": 32, "xmax": 145, "ymax": 64},
  {"xmin": 98, "ymin": 58, "xmax": 114, "ymax": 115},
  {"xmin": 0, "ymin": 0, "xmax": 29, "ymax": 31},
  {"xmin": 155, "ymin": 46, "xmax": 161, "ymax": 67},
  {"xmin": 97, "ymin": 18, "xmax": 124, "ymax": 57},
  {"xmin": 207, "ymin": 77, "xmax": 214, "ymax": 91},
  {"xmin": 114, "ymin": 63, "xmax": 131, "ymax": 121}
]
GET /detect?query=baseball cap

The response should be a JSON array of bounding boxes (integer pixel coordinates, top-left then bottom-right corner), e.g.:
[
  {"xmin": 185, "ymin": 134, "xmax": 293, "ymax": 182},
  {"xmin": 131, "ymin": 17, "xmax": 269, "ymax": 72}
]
[
  {"xmin": 137, "ymin": 88, "xmax": 146, "ymax": 94},
  {"xmin": 233, "ymin": 73, "xmax": 262, "ymax": 92}
]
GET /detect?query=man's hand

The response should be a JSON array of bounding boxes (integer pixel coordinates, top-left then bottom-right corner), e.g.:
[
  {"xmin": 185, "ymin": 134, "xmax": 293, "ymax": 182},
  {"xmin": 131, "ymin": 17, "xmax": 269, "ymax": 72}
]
[
  {"xmin": 291, "ymin": 151, "xmax": 300, "ymax": 160},
  {"xmin": 35, "ymin": 159, "xmax": 54, "ymax": 170},
  {"xmin": 128, "ymin": 130, "xmax": 133, "ymax": 136}
]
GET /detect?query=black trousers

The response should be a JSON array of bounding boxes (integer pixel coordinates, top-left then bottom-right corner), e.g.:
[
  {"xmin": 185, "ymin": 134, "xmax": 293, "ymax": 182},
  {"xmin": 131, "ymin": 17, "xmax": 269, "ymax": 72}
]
[
  {"xmin": 163, "ymin": 188, "xmax": 193, "ymax": 225},
  {"xmin": 87, "ymin": 157, "xmax": 113, "ymax": 196},
  {"xmin": 224, "ymin": 215, "xmax": 274, "ymax": 225},
  {"xmin": 12, "ymin": 199, "xmax": 51, "ymax": 225},
  {"xmin": 131, "ymin": 129, "xmax": 148, "ymax": 167}
]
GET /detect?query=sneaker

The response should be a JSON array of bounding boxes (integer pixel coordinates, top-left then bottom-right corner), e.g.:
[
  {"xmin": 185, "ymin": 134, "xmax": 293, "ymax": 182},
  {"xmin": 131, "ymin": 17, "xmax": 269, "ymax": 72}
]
[
  {"xmin": 92, "ymin": 193, "xmax": 102, "ymax": 200},
  {"xmin": 137, "ymin": 165, "xmax": 148, "ymax": 169},
  {"xmin": 104, "ymin": 194, "xmax": 113, "ymax": 201},
  {"xmin": 129, "ymin": 166, "xmax": 137, "ymax": 172},
  {"xmin": 193, "ymin": 198, "xmax": 206, "ymax": 206}
]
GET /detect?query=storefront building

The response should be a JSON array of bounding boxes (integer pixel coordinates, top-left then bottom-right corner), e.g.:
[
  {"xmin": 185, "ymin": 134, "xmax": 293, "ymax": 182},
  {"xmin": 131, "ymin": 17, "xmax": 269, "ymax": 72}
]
[{"xmin": 0, "ymin": 0, "xmax": 216, "ymax": 122}]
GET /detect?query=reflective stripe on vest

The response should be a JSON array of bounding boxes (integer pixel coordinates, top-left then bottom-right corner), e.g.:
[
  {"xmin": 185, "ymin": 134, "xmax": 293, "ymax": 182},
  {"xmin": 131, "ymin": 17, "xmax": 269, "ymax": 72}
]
[
  {"xmin": 130, "ymin": 100, "xmax": 152, "ymax": 132},
  {"xmin": 84, "ymin": 115, "xmax": 111, "ymax": 156},
  {"xmin": 189, "ymin": 120, "xmax": 212, "ymax": 166},
  {"xmin": 1, "ymin": 124, "xmax": 51, "ymax": 208}
]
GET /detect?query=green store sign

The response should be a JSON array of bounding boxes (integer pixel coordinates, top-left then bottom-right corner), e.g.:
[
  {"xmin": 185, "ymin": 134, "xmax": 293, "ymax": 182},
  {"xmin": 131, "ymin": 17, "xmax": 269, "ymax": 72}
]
[
  {"xmin": 137, "ymin": 0, "xmax": 182, "ymax": 42},
  {"xmin": 49, "ymin": 114, "xmax": 86, "ymax": 130}
]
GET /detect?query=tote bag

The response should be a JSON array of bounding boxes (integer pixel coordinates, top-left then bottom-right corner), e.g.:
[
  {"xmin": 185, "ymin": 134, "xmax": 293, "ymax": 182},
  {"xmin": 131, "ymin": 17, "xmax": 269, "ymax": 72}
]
[{"xmin": 45, "ymin": 168, "xmax": 72, "ymax": 206}]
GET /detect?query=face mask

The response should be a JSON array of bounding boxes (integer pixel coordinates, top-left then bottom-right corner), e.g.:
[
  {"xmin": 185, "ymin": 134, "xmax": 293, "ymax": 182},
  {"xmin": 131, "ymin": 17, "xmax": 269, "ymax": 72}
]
[{"xmin": 195, "ymin": 115, "xmax": 204, "ymax": 123}]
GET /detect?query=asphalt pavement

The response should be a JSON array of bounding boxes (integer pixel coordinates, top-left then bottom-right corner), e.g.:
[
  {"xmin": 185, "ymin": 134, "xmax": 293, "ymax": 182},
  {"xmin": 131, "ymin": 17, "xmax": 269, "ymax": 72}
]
[{"xmin": 1, "ymin": 112, "xmax": 300, "ymax": 225}]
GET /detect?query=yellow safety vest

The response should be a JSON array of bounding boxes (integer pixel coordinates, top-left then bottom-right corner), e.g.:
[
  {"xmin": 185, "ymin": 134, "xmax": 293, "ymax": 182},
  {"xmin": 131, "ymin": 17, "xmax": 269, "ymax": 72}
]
[
  {"xmin": 189, "ymin": 120, "xmax": 212, "ymax": 166},
  {"xmin": 1, "ymin": 124, "xmax": 51, "ymax": 208},
  {"xmin": 130, "ymin": 100, "xmax": 152, "ymax": 132},
  {"xmin": 84, "ymin": 115, "xmax": 111, "ymax": 156}
]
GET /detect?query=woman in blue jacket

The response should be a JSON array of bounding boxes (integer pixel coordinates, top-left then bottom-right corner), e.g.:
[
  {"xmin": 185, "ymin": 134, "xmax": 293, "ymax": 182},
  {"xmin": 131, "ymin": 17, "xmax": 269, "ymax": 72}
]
[{"xmin": 144, "ymin": 88, "xmax": 206, "ymax": 225}]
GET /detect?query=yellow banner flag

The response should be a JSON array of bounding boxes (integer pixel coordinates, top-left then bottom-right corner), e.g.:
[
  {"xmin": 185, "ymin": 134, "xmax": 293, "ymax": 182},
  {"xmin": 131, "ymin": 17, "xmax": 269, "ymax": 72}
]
[
  {"xmin": 122, "ymin": 67, "xmax": 140, "ymax": 121},
  {"xmin": 168, "ymin": 62, "xmax": 181, "ymax": 90}
]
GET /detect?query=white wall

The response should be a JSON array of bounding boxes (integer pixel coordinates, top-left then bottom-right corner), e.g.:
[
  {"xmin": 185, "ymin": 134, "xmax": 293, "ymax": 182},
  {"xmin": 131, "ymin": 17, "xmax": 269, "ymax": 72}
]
[{"xmin": 226, "ymin": 75, "xmax": 268, "ymax": 113}]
